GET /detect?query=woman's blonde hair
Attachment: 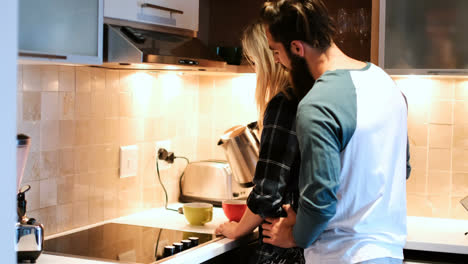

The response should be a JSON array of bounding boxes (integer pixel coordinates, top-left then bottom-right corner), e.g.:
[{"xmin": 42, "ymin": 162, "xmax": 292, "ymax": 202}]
[{"xmin": 241, "ymin": 22, "xmax": 290, "ymax": 130}]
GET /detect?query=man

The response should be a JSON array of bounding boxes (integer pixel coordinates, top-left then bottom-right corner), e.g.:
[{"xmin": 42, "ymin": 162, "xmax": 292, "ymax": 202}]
[{"xmin": 259, "ymin": 1, "xmax": 411, "ymax": 263}]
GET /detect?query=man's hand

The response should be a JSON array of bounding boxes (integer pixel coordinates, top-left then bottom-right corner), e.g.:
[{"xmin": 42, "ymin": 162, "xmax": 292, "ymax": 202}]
[
  {"xmin": 215, "ymin": 221, "xmax": 239, "ymax": 239},
  {"xmin": 262, "ymin": 204, "xmax": 297, "ymax": 248}
]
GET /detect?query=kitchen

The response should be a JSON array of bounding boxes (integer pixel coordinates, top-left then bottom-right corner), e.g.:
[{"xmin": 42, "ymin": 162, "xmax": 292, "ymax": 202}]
[{"xmin": 1, "ymin": 0, "xmax": 468, "ymax": 263}]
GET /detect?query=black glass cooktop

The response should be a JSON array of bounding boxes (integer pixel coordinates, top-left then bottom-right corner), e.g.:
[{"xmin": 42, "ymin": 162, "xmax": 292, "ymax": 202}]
[{"xmin": 44, "ymin": 223, "xmax": 216, "ymax": 263}]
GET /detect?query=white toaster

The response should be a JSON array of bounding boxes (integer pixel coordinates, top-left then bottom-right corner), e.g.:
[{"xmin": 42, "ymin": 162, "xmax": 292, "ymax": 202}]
[{"xmin": 180, "ymin": 160, "xmax": 251, "ymax": 206}]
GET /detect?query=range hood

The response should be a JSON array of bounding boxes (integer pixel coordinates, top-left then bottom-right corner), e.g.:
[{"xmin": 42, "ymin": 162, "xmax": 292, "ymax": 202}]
[{"xmin": 103, "ymin": 24, "xmax": 226, "ymax": 70}]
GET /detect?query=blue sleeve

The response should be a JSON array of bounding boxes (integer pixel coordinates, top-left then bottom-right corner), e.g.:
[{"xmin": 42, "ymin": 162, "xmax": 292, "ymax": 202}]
[{"xmin": 292, "ymin": 74, "xmax": 357, "ymax": 248}]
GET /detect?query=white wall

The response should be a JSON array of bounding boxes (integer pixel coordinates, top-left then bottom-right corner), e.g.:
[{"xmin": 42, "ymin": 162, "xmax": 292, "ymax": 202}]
[{"xmin": 0, "ymin": 0, "xmax": 17, "ymax": 263}]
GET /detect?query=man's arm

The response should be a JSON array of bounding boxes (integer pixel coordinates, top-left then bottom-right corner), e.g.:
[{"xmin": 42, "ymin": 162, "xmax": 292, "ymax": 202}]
[{"xmin": 292, "ymin": 103, "xmax": 345, "ymax": 248}]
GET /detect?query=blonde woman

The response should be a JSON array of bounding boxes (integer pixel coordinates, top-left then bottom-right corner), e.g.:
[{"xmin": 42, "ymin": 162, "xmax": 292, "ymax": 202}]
[{"xmin": 215, "ymin": 22, "xmax": 308, "ymax": 264}]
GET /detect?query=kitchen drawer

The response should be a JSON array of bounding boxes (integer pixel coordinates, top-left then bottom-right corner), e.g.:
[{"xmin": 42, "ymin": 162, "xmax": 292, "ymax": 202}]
[{"xmin": 104, "ymin": 0, "xmax": 199, "ymax": 31}]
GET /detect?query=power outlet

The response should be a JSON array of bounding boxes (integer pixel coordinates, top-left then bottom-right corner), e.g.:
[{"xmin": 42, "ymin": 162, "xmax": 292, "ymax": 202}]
[
  {"xmin": 155, "ymin": 140, "xmax": 172, "ymax": 170},
  {"xmin": 120, "ymin": 145, "xmax": 138, "ymax": 178}
]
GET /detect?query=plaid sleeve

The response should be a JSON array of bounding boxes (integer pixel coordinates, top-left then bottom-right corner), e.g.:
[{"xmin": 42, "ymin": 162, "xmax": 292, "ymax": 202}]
[{"xmin": 247, "ymin": 92, "xmax": 300, "ymax": 218}]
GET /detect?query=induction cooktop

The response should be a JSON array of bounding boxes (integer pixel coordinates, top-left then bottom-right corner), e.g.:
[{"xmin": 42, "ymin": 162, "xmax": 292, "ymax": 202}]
[{"xmin": 44, "ymin": 223, "xmax": 217, "ymax": 263}]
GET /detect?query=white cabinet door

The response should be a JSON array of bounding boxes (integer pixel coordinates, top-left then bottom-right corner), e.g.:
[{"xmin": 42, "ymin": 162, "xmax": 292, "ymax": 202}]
[
  {"xmin": 104, "ymin": 0, "xmax": 199, "ymax": 31},
  {"xmin": 18, "ymin": 0, "xmax": 103, "ymax": 65}
]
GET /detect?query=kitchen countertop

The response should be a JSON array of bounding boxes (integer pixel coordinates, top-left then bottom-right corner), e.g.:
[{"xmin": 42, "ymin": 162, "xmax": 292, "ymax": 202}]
[{"xmin": 33, "ymin": 205, "xmax": 468, "ymax": 264}]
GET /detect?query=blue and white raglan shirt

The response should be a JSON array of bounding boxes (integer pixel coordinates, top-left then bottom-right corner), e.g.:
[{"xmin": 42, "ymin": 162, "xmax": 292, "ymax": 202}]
[{"xmin": 293, "ymin": 63, "xmax": 409, "ymax": 263}]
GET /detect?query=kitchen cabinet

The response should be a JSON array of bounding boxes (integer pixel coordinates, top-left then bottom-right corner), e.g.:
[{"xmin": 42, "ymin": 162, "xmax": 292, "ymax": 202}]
[
  {"xmin": 199, "ymin": 0, "xmax": 376, "ymax": 64},
  {"xmin": 18, "ymin": 0, "xmax": 103, "ymax": 65},
  {"xmin": 104, "ymin": 0, "xmax": 199, "ymax": 32}
]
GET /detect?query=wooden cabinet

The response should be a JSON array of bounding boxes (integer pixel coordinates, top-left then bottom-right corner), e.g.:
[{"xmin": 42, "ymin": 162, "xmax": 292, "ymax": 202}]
[
  {"xmin": 199, "ymin": 0, "xmax": 376, "ymax": 63},
  {"xmin": 104, "ymin": 0, "xmax": 199, "ymax": 32},
  {"xmin": 18, "ymin": 0, "xmax": 103, "ymax": 65}
]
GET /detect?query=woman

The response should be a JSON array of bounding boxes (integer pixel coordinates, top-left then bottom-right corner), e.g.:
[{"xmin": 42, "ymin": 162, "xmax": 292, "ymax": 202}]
[{"xmin": 215, "ymin": 22, "xmax": 305, "ymax": 264}]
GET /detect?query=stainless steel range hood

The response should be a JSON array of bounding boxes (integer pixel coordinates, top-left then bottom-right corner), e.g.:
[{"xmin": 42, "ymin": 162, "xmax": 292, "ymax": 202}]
[{"xmin": 103, "ymin": 24, "xmax": 226, "ymax": 70}]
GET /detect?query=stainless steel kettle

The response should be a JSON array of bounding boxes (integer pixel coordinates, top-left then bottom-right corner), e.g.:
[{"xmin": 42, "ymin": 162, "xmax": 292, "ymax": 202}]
[{"xmin": 218, "ymin": 122, "xmax": 260, "ymax": 187}]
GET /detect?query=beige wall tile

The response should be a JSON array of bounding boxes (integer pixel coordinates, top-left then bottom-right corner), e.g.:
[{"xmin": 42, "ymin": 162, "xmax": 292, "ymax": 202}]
[
  {"xmin": 23, "ymin": 65, "xmax": 41, "ymax": 91},
  {"xmin": 74, "ymin": 147, "xmax": 90, "ymax": 174},
  {"xmin": 427, "ymin": 195, "xmax": 450, "ymax": 218},
  {"xmin": 410, "ymin": 147, "xmax": 427, "ymax": 169},
  {"xmin": 105, "ymin": 70, "xmax": 120, "ymax": 91},
  {"xmin": 40, "ymin": 121, "xmax": 59, "ymax": 151},
  {"xmin": 427, "ymin": 171, "xmax": 451, "ymax": 195},
  {"xmin": 59, "ymin": 149, "xmax": 75, "ymax": 176},
  {"xmin": 89, "ymin": 199, "xmax": 104, "ymax": 224},
  {"xmin": 452, "ymin": 148, "xmax": 468, "ymax": 172},
  {"xmin": 59, "ymin": 120, "xmax": 75, "ymax": 148},
  {"xmin": 91, "ymin": 68, "xmax": 106, "ymax": 91},
  {"xmin": 75, "ymin": 92, "xmax": 91, "ymax": 119},
  {"xmin": 74, "ymin": 120, "xmax": 90, "ymax": 146},
  {"xmin": 73, "ymin": 173, "xmax": 90, "ymax": 202},
  {"xmin": 40, "ymin": 151, "xmax": 58, "ymax": 180},
  {"xmin": 56, "ymin": 203, "xmax": 73, "ymax": 232},
  {"xmin": 408, "ymin": 123, "xmax": 427, "ymax": 147},
  {"xmin": 41, "ymin": 92, "xmax": 59, "ymax": 120},
  {"xmin": 39, "ymin": 206, "xmax": 57, "ymax": 235},
  {"xmin": 57, "ymin": 175, "xmax": 74, "ymax": 205},
  {"xmin": 406, "ymin": 168, "xmax": 426, "ymax": 194},
  {"xmin": 91, "ymin": 91, "xmax": 106, "ymax": 119},
  {"xmin": 455, "ymin": 79, "xmax": 468, "ymax": 100},
  {"xmin": 72, "ymin": 201, "xmax": 89, "ymax": 228},
  {"xmin": 453, "ymin": 125, "xmax": 468, "ymax": 149},
  {"xmin": 40, "ymin": 178, "xmax": 57, "ymax": 208},
  {"xmin": 58, "ymin": 92, "xmax": 75, "ymax": 120},
  {"xmin": 40, "ymin": 65, "xmax": 59, "ymax": 92},
  {"xmin": 428, "ymin": 148, "xmax": 451, "ymax": 171},
  {"xmin": 452, "ymin": 172, "xmax": 468, "ymax": 196},
  {"xmin": 450, "ymin": 196, "xmax": 468, "ymax": 220},
  {"xmin": 105, "ymin": 92, "xmax": 120, "ymax": 118},
  {"xmin": 58, "ymin": 66, "xmax": 75, "ymax": 92},
  {"xmin": 454, "ymin": 101, "xmax": 468, "ymax": 125},
  {"xmin": 89, "ymin": 120, "xmax": 105, "ymax": 145},
  {"xmin": 119, "ymin": 92, "xmax": 133, "ymax": 117},
  {"xmin": 76, "ymin": 68, "xmax": 91, "ymax": 92},
  {"xmin": 429, "ymin": 100, "xmax": 453, "ymax": 124},
  {"xmin": 23, "ymin": 92, "xmax": 41, "ymax": 121},
  {"xmin": 428, "ymin": 124, "xmax": 452, "ymax": 149},
  {"xmin": 431, "ymin": 79, "xmax": 454, "ymax": 100}
]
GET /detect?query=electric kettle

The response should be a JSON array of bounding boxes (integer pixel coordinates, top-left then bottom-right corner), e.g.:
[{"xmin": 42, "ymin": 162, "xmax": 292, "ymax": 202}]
[{"xmin": 218, "ymin": 122, "xmax": 260, "ymax": 187}]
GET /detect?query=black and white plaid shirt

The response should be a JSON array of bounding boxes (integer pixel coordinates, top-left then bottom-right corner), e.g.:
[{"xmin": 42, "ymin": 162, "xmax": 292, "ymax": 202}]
[{"xmin": 247, "ymin": 90, "xmax": 301, "ymax": 219}]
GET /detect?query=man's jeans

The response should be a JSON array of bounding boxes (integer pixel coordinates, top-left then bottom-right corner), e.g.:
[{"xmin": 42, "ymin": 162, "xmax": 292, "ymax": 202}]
[{"xmin": 357, "ymin": 258, "xmax": 403, "ymax": 264}]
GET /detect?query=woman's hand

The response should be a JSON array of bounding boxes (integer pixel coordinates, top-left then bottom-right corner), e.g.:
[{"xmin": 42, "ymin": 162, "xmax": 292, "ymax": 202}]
[{"xmin": 215, "ymin": 221, "xmax": 239, "ymax": 239}]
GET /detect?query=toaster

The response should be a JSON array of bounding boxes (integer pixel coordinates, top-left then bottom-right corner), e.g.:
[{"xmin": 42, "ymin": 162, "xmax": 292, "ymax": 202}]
[{"xmin": 180, "ymin": 160, "xmax": 251, "ymax": 206}]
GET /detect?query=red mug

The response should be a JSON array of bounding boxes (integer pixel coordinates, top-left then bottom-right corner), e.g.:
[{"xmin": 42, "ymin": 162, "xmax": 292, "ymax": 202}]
[{"xmin": 222, "ymin": 200, "xmax": 247, "ymax": 222}]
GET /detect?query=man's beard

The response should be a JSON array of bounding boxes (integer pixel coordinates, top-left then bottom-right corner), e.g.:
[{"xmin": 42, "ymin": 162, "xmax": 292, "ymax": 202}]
[{"xmin": 288, "ymin": 53, "xmax": 315, "ymax": 100}]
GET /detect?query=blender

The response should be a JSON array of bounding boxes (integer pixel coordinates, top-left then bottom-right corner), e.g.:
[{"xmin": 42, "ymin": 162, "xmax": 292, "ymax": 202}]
[{"xmin": 15, "ymin": 134, "xmax": 44, "ymax": 263}]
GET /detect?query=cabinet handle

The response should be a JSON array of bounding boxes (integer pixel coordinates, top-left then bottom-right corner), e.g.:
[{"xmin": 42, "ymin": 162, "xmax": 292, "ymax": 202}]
[
  {"xmin": 19, "ymin": 52, "xmax": 67, "ymax": 60},
  {"xmin": 141, "ymin": 3, "xmax": 183, "ymax": 15}
]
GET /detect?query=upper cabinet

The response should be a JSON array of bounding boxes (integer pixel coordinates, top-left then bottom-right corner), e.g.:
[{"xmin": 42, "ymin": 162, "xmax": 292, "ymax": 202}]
[
  {"xmin": 19, "ymin": 0, "xmax": 103, "ymax": 65},
  {"xmin": 104, "ymin": 0, "xmax": 199, "ymax": 32},
  {"xmin": 198, "ymin": 0, "xmax": 374, "ymax": 64}
]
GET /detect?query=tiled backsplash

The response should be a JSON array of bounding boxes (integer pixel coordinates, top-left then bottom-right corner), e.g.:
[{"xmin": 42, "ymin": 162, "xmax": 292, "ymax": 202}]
[
  {"xmin": 16, "ymin": 65, "xmax": 257, "ymax": 235},
  {"xmin": 395, "ymin": 77, "xmax": 468, "ymax": 220},
  {"xmin": 16, "ymin": 65, "xmax": 468, "ymax": 236}
]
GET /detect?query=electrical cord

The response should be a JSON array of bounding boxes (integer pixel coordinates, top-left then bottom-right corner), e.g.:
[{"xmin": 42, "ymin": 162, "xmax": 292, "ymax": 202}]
[{"xmin": 156, "ymin": 154, "xmax": 190, "ymax": 212}]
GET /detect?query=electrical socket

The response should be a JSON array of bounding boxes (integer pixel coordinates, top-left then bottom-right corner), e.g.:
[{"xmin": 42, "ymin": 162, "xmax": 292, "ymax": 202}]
[{"xmin": 155, "ymin": 140, "xmax": 172, "ymax": 170}]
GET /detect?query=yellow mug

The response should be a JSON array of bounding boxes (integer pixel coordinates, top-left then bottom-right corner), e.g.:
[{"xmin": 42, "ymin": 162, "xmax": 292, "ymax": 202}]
[{"xmin": 183, "ymin": 203, "xmax": 213, "ymax": 226}]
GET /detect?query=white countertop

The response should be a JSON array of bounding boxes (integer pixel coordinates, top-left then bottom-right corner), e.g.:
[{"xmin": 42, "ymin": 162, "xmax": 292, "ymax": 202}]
[
  {"xmin": 34, "ymin": 206, "xmax": 468, "ymax": 264},
  {"xmin": 405, "ymin": 216, "xmax": 468, "ymax": 254}
]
